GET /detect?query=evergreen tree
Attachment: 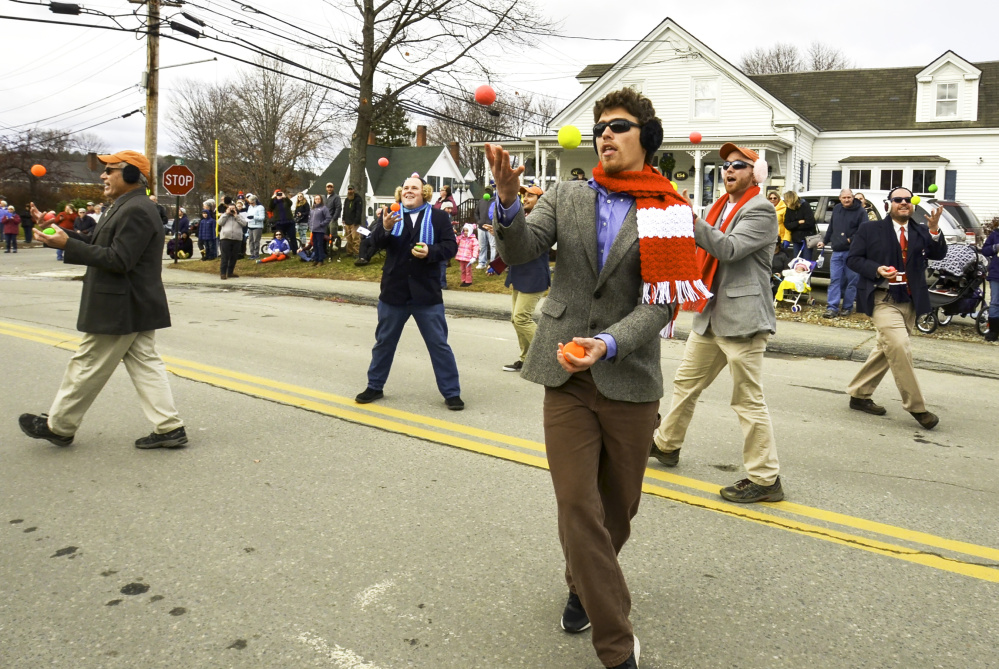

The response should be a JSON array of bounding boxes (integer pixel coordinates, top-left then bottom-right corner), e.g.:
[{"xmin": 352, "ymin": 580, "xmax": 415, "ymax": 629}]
[{"xmin": 370, "ymin": 88, "xmax": 414, "ymax": 147}]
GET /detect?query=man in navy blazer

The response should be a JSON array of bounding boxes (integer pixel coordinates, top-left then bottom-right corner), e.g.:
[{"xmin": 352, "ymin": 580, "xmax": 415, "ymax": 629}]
[
  {"xmin": 355, "ymin": 176, "xmax": 463, "ymax": 410},
  {"xmin": 846, "ymin": 187, "xmax": 945, "ymax": 429},
  {"xmin": 500, "ymin": 184, "xmax": 551, "ymax": 372}
]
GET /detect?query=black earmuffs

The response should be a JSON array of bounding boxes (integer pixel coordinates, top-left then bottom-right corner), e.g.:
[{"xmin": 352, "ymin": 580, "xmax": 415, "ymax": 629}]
[
  {"xmin": 122, "ymin": 163, "xmax": 141, "ymax": 184},
  {"xmin": 592, "ymin": 118, "xmax": 664, "ymax": 164}
]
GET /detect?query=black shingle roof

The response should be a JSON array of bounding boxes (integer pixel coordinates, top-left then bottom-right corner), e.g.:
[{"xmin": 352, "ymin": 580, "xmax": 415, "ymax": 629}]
[{"xmin": 750, "ymin": 63, "xmax": 999, "ymax": 131}]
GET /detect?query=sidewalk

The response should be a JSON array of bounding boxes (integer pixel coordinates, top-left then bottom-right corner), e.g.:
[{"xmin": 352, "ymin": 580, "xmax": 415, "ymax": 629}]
[{"xmin": 161, "ymin": 265, "xmax": 999, "ymax": 381}]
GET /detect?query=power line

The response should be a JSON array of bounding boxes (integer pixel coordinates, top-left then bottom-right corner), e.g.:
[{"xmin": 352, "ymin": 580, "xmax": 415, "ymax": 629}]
[{"xmin": 7, "ymin": 85, "xmax": 138, "ymax": 129}]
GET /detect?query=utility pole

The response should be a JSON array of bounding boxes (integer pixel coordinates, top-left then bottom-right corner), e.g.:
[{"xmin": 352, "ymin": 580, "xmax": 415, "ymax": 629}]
[{"xmin": 144, "ymin": 0, "xmax": 160, "ymax": 192}]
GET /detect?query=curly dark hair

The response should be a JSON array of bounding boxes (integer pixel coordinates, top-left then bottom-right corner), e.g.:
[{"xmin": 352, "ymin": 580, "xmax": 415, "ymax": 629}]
[{"xmin": 592, "ymin": 88, "xmax": 661, "ymax": 163}]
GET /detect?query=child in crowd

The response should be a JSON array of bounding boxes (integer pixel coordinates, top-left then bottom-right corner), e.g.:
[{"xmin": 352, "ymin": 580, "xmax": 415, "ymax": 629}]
[
  {"xmin": 455, "ymin": 223, "xmax": 480, "ymax": 287},
  {"xmin": 258, "ymin": 231, "xmax": 291, "ymax": 263}
]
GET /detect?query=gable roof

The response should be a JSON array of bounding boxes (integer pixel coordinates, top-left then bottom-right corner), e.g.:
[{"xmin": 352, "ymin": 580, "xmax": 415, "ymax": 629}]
[
  {"xmin": 749, "ymin": 61, "xmax": 999, "ymax": 131},
  {"xmin": 552, "ymin": 18, "xmax": 814, "ymax": 133},
  {"xmin": 308, "ymin": 145, "xmax": 447, "ymax": 197}
]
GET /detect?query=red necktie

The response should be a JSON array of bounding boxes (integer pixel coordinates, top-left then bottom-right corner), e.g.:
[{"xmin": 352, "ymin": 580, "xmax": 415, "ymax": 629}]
[{"xmin": 898, "ymin": 226, "xmax": 911, "ymax": 294}]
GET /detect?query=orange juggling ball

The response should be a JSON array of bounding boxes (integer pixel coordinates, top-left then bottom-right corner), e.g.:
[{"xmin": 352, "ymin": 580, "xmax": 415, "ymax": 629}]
[
  {"xmin": 562, "ymin": 342, "xmax": 585, "ymax": 360},
  {"xmin": 31, "ymin": 164, "xmax": 46, "ymax": 177}
]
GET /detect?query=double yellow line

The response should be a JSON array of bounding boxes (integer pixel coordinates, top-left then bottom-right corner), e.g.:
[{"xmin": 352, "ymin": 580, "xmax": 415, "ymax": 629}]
[{"xmin": 2, "ymin": 318, "xmax": 997, "ymax": 583}]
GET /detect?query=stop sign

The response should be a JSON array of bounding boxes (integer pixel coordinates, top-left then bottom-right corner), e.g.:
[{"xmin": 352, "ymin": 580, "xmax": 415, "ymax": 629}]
[{"xmin": 162, "ymin": 164, "xmax": 196, "ymax": 196}]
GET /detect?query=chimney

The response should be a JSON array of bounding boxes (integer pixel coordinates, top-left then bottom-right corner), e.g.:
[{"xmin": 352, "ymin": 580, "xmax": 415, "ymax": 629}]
[
  {"xmin": 416, "ymin": 125, "xmax": 427, "ymax": 147},
  {"xmin": 367, "ymin": 131, "xmax": 376, "ymax": 145},
  {"xmin": 448, "ymin": 141, "xmax": 461, "ymax": 166}
]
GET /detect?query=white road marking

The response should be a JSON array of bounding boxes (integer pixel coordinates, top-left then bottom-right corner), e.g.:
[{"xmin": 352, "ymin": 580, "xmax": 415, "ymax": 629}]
[
  {"xmin": 355, "ymin": 579, "xmax": 395, "ymax": 610},
  {"xmin": 295, "ymin": 632, "xmax": 382, "ymax": 668}
]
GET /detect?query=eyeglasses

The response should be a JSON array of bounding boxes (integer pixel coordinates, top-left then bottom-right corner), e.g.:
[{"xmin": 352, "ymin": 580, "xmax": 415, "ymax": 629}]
[
  {"xmin": 721, "ymin": 160, "xmax": 752, "ymax": 171},
  {"xmin": 890, "ymin": 197, "xmax": 912, "ymax": 204},
  {"xmin": 592, "ymin": 119, "xmax": 641, "ymax": 137},
  {"xmin": 102, "ymin": 166, "xmax": 122, "ymax": 175}
]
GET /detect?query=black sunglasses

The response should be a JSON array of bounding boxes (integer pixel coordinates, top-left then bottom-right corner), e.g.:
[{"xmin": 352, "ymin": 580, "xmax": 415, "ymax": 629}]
[
  {"xmin": 890, "ymin": 197, "xmax": 913, "ymax": 204},
  {"xmin": 721, "ymin": 160, "xmax": 752, "ymax": 171},
  {"xmin": 592, "ymin": 119, "xmax": 641, "ymax": 137}
]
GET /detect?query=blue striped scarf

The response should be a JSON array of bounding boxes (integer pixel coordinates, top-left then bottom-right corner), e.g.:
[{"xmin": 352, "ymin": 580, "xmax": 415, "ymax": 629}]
[{"xmin": 391, "ymin": 203, "xmax": 434, "ymax": 245}]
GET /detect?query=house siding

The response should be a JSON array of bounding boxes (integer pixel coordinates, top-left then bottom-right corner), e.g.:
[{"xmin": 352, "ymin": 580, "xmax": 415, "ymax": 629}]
[{"xmin": 810, "ymin": 133, "xmax": 998, "ymax": 220}]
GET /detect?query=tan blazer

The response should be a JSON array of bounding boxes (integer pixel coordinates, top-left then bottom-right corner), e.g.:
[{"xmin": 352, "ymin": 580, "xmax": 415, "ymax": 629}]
[
  {"xmin": 494, "ymin": 180, "xmax": 674, "ymax": 403},
  {"xmin": 693, "ymin": 193, "xmax": 778, "ymax": 338}
]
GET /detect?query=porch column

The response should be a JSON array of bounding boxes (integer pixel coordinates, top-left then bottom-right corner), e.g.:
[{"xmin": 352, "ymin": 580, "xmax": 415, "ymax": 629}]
[
  {"xmin": 484, "ymin": 148, "xmax": 492, "ymax": 189},
  {"xmin": 541, "ymin": 148, "xmax": 548, "ymax": 188},
  {"xmin": 534, "ymin": 140, "xmax": 540, "ymax": 184},
  {"xmin": 691, "ymin": 149, "xmax": 704, "ymax": 210},
  {"xmin": 758, "ymin": 148, "xmax": 767, "ymax": 190},
  {"xmin": 555, "ymin": 149, "xmax": 561, "ymax": 182}
]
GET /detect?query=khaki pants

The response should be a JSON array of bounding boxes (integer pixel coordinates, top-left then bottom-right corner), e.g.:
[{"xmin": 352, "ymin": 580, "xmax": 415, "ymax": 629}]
[
  {"xmin": 510, "ymin": 289, "xmax": 542, "ymax": 361},
  {"xmin": 47, "ymin": 331, "xmax": 183, "ymax": 437},
  {"xmin": 654, "ymin": 329, "xmax": 779, "ymax": 486},
  {"xmin": 544, "ymin": 371, "xmax": 658, "ymax": 667},
  {"xmin": 847, "ymin": 297, "xmax": 926, "ymax": 412},
  {"xmin": 343, "ymin": 224, "xmax": 360, "ymax": 256}
]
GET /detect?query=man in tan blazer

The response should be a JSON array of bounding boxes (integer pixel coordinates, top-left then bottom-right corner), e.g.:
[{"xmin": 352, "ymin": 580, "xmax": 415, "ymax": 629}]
[
  {"xmin": 487, "ymin": 87, "xmax": 693, "ymax": 669},
  {"xmin": 650, "ymin": 143, "xmax": 783, "ymax": 503}
]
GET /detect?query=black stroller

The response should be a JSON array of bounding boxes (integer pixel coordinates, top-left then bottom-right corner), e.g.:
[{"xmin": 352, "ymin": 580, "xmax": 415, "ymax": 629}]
[{"xmin": 916, "ymin": 244, "xmax": 989, "ymax": 335}]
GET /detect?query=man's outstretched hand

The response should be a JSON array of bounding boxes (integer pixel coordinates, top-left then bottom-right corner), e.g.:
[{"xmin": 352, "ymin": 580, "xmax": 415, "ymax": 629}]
[{"xmin": 484, "ymin": 143, "xmax": 525, "ymax": 209}]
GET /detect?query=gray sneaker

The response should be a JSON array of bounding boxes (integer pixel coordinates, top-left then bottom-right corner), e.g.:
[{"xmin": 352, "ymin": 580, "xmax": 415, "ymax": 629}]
[
  {"xmin": 720, "ymin": 477, "xmax": 784, "ymax": 503},
  {"xmin": 135, "ymin": 426, "xmax": 188, "ymax": 449}
]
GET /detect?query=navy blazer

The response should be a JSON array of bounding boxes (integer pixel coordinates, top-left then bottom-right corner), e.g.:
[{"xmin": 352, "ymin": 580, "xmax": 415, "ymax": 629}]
[
  {"xmin": 370, "ymin": 207, "xmax": 457, "ymax": 306},
  {"xmin": 505, "ymin": 251, "xmax": 551, "ymax": 293},
  {"xmin": 847, "ymin": 218, "xmax": 946, "ymax": 317}
]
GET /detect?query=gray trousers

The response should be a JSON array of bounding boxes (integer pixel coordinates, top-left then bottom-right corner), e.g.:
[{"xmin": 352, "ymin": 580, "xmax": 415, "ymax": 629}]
[{"xmin": 247, "ymin": 228, "xmax": 263, "ymax": 258}]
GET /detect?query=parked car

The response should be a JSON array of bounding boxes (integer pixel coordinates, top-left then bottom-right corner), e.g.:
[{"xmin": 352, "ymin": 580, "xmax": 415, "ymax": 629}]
[{"xmin": 797, "ymin": 190, "xmax": 984, "ymax": 277}]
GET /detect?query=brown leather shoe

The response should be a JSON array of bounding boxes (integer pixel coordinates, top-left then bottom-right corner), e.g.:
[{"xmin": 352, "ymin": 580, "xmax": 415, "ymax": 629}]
[
  {"xmin": 910, "ymin": 411, "xmax": 939, "ymax": 430},
  {"xmin": 850, "ymin": 397, "xmax": 886, "ymax": 416}
]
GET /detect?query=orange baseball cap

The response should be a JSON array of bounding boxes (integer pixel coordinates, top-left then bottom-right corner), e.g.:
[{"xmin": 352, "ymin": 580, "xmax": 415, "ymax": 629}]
[
  {"xmin": 519, "ymin": 184, "xmax": 543, "ymax": 196},
  {"xmin": 718, "ymin": 143, "xmax": 759, "ymax": 162},
  {"xmin": 97, "ymin": 150, "xmax": 150, "ymax": 178}
]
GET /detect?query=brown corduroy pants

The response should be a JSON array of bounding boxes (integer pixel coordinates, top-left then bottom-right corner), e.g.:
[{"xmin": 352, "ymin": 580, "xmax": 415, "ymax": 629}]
[{"xmin": 543, "ymin": 370, "xmax": 659, "ymax": 667}]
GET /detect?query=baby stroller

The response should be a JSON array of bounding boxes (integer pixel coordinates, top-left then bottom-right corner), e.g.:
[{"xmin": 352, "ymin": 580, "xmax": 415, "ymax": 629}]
[
  {"xmin": 773, "ymin": 255, "xmax": 817, "ymax": 313},
  {"xmin": 916, "ymin": 244, "xmax": 989, "ymax": 334}
]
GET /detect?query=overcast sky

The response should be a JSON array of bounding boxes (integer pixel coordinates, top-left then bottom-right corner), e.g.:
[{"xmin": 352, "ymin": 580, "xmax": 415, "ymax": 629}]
[{"xmin": 2, "ymin": 0, "xmax": 996, "ymax": 162}]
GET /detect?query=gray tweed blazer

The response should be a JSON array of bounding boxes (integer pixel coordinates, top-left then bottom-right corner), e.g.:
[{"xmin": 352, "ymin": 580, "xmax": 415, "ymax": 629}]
[
  {"xmin": 692, "ymin": 193, "xmax": 778, "ymax": 337},
  {"xmin": 494, "ymin": 180, "xmax": 674, "ymax": 403}
]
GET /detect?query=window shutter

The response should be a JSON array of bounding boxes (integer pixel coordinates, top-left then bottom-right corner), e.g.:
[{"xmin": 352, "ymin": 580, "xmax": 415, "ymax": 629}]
[
  {"xmin": 944, "ymin": 170, "xmax": 957, "ymax": 200},
  {"xmin": 831, "ymin": 171, "xmax": 842, "ymax": 189}
]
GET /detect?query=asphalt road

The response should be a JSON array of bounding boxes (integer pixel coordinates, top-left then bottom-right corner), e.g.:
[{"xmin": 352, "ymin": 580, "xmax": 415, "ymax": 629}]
[{"xmin": 1, "ymin": 249, "xmax": 997, "ymax": 669}]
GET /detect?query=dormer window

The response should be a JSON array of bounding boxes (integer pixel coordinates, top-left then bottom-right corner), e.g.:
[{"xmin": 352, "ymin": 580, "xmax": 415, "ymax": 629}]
[
  {"xmin": 693, "ymin": 78, "xmax": 718, "ymax": 119},
  {"xmin": 936, "ymin": 83, "xmax": 958, "ymax": 118}
]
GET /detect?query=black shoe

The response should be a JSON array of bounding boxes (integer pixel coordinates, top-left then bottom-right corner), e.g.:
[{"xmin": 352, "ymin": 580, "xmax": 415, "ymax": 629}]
[
  {"xmin": 650, "ymin": 444, "xmax": 680, "ymax": 467},
  {"xmin": 850, "ymin": 396, "xmax": 886, "ymax": 416},
  {"xmin": 559, "ymin": 592, "xmax": 591, "ymax": 633},
  {"xmin": 609, "ymin": 637, "xmax": 640, "ymax": 669},
  {"xmin": 355, "ymin": 387, "xmax": 383, "ymax": 404},
  {"xmin": 135, "ymin": 426, "xmax": 188, "ymax": 449},
  {"xmin": 985, "ymin": 319, "xmax": 998, "ymax": 342},
  {"xmin": 841, "ymin": 308, "xmax": 854, "ymax": 317},
  {"xmin": 720, "ymin": 477, "xmax": 784, "ymax": 503},
  {"xmin": 910, "ymin": 411, "xmax": 939, "ymax": 430},
  {"xmin": 353, "ymin": 258, "xmax": 370, "ymax": 266},
  {"xmin": 502, "ymin": 360, "xmax": 523, "ymax": 372},
  {"xmin": 18, "ymin": 413, "xmax": 73, "ymax": 447},
  {"xmin": 445, "ymin": 396, "xmax": 464, "ymax": 411},
  {"xmin": 823, "ymin": 309, "xmax": 839, "ymax": 319}
]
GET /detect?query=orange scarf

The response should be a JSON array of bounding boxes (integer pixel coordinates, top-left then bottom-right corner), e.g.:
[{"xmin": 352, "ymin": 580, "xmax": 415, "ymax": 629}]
[
  {"xmin": 685, "ymin": 186, "xmax": 760, "ymax": 312},
  {"xmin": 592, "ymin": 163, "xmax": 711, "ymax": 336}
]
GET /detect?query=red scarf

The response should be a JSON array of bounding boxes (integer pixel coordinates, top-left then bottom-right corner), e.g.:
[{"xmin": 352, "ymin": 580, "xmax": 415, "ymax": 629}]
[
  {"xmin": 685, "ymin": 186, "xmax": 761, "ymax": 312},
  {"xmin": 592, "ymin": 163, "xmax": 711, "ymax": 336}
]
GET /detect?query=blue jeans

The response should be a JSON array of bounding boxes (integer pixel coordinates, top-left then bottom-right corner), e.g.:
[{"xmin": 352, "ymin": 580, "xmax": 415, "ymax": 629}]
[
  {"xmin": 56, "ymin": 248, "xmax": 64, "ymax": 261},
  {"xmin": 366, "ymin": 301, "xmax": 461, "ymax": 398},
  {"xmin": 990, "ymin": 280, "xmax": 999, "ymax": 319},
  {"xmin": 313, "ymin": 232, "xmax": 327, "ymax": 263},
  {"xmin": 202, "ymin": 238, "xmax": 218, "ymax": 260},
  {"xmin": 439, "ymin": 261, "xmax": 448, "ymax": 288},
  {"xmin": 828, "ymin": 250, "xmax": 859, "ymax": 312}
]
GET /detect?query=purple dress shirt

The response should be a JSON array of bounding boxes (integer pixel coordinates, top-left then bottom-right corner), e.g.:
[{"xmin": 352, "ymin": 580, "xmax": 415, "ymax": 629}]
[{"xmin": 497, "ymin": 181, "xmax": 636, "ymax": 359}]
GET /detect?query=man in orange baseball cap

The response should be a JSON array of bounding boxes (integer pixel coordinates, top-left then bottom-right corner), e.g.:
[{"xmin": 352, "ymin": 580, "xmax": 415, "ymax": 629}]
[{"xmin": 20, "ymin": 149, "xmax": 188, "ymax": 450}]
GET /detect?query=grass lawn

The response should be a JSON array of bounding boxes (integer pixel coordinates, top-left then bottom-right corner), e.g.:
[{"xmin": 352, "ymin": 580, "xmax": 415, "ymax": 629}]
[{"xmin": 165, "ymin": 251, "xmax": 526, "ymax": 295}]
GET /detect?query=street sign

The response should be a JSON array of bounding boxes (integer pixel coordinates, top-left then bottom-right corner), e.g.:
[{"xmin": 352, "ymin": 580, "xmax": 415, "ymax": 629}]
[{"xmin": 162, "ymin": 164, "xmax": 195, "ymax": 196}]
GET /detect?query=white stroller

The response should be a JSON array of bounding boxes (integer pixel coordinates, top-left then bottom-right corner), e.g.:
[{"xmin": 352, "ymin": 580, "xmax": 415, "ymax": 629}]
[{"xmin": 773, "ymin": 255, "xmax": 818, "ymax": 313}]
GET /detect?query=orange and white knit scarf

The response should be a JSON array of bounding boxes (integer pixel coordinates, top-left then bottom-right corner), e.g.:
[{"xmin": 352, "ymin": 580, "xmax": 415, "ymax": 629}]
[{"xmin": 592, "ymin": 163, "xmax": 711, "ymax": 336}]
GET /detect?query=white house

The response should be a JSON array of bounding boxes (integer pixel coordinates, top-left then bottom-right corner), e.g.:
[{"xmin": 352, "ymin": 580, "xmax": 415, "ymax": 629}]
[{"xmin": 480, "ymin": 18, "xmax": 998, "ymax": 223}]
